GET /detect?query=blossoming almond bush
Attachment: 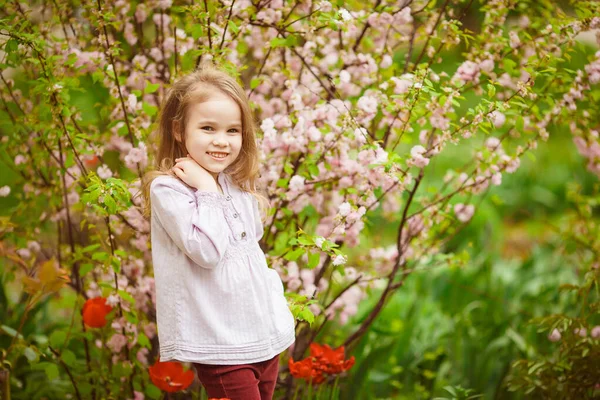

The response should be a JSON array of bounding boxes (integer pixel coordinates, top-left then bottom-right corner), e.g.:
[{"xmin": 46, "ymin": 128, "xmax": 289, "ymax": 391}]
[{"xmin": 0, "ymin": 0, "xmax": 599, "ymax": 398}]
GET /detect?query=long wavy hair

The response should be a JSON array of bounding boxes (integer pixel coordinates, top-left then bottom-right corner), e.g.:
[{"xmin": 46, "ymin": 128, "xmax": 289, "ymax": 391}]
[{"xmin": 142, "ymin": 65, "xmax": 268, "ymax": 219}]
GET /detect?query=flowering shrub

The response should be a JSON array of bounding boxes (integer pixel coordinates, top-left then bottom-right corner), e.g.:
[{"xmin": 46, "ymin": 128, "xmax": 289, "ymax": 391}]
[
  {"xmin": 506, "ymin": 183, "xmax": 600, "ymax": 398},
  {"xmin": 1, "ymin": 0, "xmax": 599, "ymax": 398}
]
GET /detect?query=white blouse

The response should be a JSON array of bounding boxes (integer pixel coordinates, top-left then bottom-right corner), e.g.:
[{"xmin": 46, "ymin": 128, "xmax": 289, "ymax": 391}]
[{"xmin": 150, "ymin": 173, "xmax": 296, "ymax": 365}]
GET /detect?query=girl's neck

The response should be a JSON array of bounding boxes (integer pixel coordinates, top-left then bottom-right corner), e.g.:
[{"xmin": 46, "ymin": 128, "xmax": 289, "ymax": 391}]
[{"xmin": 212, "ymin": 172, "xmax": 224, "ymax": 195}]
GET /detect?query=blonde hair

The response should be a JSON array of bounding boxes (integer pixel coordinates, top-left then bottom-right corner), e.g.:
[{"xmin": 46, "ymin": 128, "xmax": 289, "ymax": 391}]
[{"xmin": 142, "ymin": 65, "xmax": 269, "ymax": 219}]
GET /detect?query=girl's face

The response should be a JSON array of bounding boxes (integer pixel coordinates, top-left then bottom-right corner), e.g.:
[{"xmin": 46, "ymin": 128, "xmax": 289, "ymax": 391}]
[{"xmin": 183, "ymin": 90, "xmax": 243, "ymax": 179}]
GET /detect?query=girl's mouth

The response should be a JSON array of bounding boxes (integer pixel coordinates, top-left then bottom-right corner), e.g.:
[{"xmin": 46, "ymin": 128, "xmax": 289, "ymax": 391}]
[{"xmin": 207, "ymin": 152, "xmax": 228, "ymax": 160}]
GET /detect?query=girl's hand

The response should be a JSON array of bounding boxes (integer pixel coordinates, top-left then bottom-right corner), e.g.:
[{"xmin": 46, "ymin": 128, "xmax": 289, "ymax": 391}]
[{"xmin": 172, "ymin": 156, "xmax": 219, "ymax": 192}]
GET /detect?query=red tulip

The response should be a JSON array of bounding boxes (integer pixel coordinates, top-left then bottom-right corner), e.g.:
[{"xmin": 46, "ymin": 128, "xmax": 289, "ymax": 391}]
[
  {"xmin": 83, "ymin": 155, "xmax": 100, "ymax": 167},
  {"xmin": 289, "ymin": 343, "xmax": 355, "ymax": 384},
  {"xmin": 148, "ymin": 359, "xmax": 194, "ymax": 393},
  {"xmin": 82, "ymin": 297, "xmax": 112, "ymax": 328}
]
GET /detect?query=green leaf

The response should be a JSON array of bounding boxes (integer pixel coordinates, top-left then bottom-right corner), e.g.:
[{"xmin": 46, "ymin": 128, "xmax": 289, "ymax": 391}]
[
  {"xmin": 1, "ymin": 324, "xmax": 21, "ymax": 339},
  {"xmin": 284, "ymin": 248, "xmax": 305, "ymax": 261},
  {"xmin": 142, "ymin": 102, "xmax": 158, "ymax": 117},
  {"xmin": 61, "ymin": 349, "xmax": 76, "ymax": 366},
  {"xmin": 138, "ymin": 332, "xmax": 151, "ymax": 349},
  {"xmin": 299, "ymin": 307, "xmax": 315, "ymax": 325},
  {"xmin": 92, "ymin": 252, "xmax": 109, "ymax": 262},
  {"xmin": 80, "ymin": 263, "xmax": 94, "ymax": 277},
  {"xmin": 24, "ymin": 346, "xmax": 38, "ymax": 363},
  {"xmin": 111, "ymin": 256, "xmax": 121, "ymax": 274},
  {"xmin": 104, "ymin": 195, "xmax": 116, "ymax": 214},
  {"xmin": 146, "ymin": 82, "xmax": 160, "ymax": 94},
  {"xmin": 79, "ymin": 382, "xmax": 93, "ymax": 396},
  {"xmin": 118, "ymin": 289, "xmax": 135, "ymax": 305},
  {"xmin": 5, "ymin": 38, "xmax": 19, "ymax": 53},
  {"xmin": 277, "ymin": 178, "xmax": 290, "ymax": 188},
  {"xmin": 308, "ymin": 163, "xmax": 320, "ymax": 178},
  {"xmin": 124, "ymin": 310, "xmax": 138, "ymax": 324},
  {"xmin": 251, "ymin": 77, "xmax": 261, "ymax": 89},
  {"xmin": 228, "ymin": 20, "xmax": 239, "ymax": 34},
  {"xmin": 146, "ymin": 384, "xmax": 162, "ymax": 400},
  {"xmin": 49, "ymin": 330, "xmax": 67, "ymax": 349},
  {"xmin": 270, "ymin": 37, "xmax": 288, "ymax": 48},
  {"xmin": 44, "ymin": 363, "xmax": 60, "ymax": 380},
  {"xmin": 308, "ymin": 252, "xmax": 320, "ymax": 269},
  {"xmin": 82, "ymin": 244, "xmax": 101, "ymax": 253}
]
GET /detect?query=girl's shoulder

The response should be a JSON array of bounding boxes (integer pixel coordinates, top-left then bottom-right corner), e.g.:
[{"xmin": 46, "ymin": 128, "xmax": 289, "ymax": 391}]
[{"xmin": 150, "ymin": 174, "xmax": 195, "ymax": 197}]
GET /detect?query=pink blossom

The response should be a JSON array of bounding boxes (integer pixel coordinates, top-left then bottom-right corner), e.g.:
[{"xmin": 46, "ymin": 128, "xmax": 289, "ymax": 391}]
[
  {"xmin": 124, "ymin": 143, "xmax": 148, "ymax": 170},
  {"xmin": 152, "ymin": 14, "xmax": 171, "ymax": 29},
  {"xmin": 479, "ymin": 59, "xmax": 495, "ymax": 73},
  {"xmin": 0, "ymin": 186, "xmax": 10, "ymax": 197},
  {"xmin": 585, "ymin": 53, "xmax": 600, "ymax": 84},
  {"xmin": 379, "ymin": 12, "xmax": 393, "ymax": 25},
  {"xmin": 486, "ymin": 137, "xmax": 501, "ymax": 150},
  {"xmin": 106, "ymin": 293, "xmax": 120, "ymax": 307},
  {"xmin": 17, "ymin": 248, "xmax": 31, "ymax": 259},
  {"xmin": 314, "ymin": 237, "xmax": 325, "ymax": 249},
  {"xmin": 394, "ymin": 7, "xmax": 413, "ymax": 25},
  {"xmin": 454, "ymin": 60, "xmax": 480, "ymax": 85},
  {"xmin": 107, "ymin": 333, "xmax": 128, "ymax": 353},
  {"xmin": 454, "ymin": 203, "xmax": 475, "ymax": 222},
  {"xmin": 390, "ymin": 74, "xmax": 414, "ymax": 94},
  {"xmin": 548, "ymin": 328, "xmax": 561, "ymax": 342},
  {"xmin": 133, "ymin": 390, "xmax": 145, "ymax": 400},
  {"xmin": 491, "ymin": 173, "xmax": 502, "ymax": 186},
  {"xmin": 574, "ymin": 327, "xmax": 587, "ymax": 337},
  {"xmin": 134, "ymin": 4, "xmax": 147, "ymax": 23},
  {"xmin": 157, "ymin": 0, "xmax": 172, "ymax": 9},
  {"xmin": 339, "ymin": 8, "xmax": 352, "ymax": 22},
  {"xmin": 289, "ymin": 175, "xmax": 305, "ymax": 191},
  {"xmin": 409, "ymin": 145, "xmax": 430, "ymax": 168},
  {"xmin": 27, "ymin": 241, "xmax": 41, "ymax": 253},
  {"xmin": 339, "ymin": 70, "xmax": 351, "ymax": 83},
  {"xmin": 490, "ymin": 111, "xmax": 506, "ymax": 128},
  {"xmin": 317, "ymin": 0, "xmax": 332, "ymax": 12},
  {"xmin": 332, "ymin": 254, "xmax": 347, "ymax": 266},
  {"xmin": 287, "ymin": 277, "xmax": 302, "ymax": 291},
  {"xmin": 97, "ymin": 164, "xmax": 113, "ymax": 180},
  {"xmin": 14, "ymin": 155, "xmax": 26, "ymax": 165},
  {"xmin": 143, "ymin": 322, "xmax": 157, "ymax": 339},
  {"xmin": 430, "ymin": 110, "xmax": 450, "ymax": 130},
  {"xmin": 591, "ymin": 326, "xmax": 600, "ymax": 338},
  {"xmin": 124, "ymin": 23, "xmax": 137, "ymax": 46},
  {"xmin": 136, "ymin": 348, "xmax": 149, "ymax": 366},
  {"xmin": 357, "ymin": 95, "xmax": 378, "ymax": 114},
  {"xmin": 338, "ymin": 202, "xmax": 351, "ymax": 217},
  {"xmin": 509, "ymin": 31, "xmax": 521, "ymax": 49},
  {"xmin": 127, "ymin": 93, "xmax": 137, "ymax": 111}
]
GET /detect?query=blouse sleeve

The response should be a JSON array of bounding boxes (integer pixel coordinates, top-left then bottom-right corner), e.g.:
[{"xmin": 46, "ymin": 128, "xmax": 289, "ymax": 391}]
[
  {"xmin": 150, "ymin": 177, "xmax": 230, "ymax": 269},
  {"xmin": 252, "ymin": 195, "xmax": 265, "ymax": 242}
]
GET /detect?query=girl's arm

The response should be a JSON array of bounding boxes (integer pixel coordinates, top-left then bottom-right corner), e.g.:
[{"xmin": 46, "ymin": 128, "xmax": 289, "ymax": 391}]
[
  {"xmin": 151, "ymin": 177, "xmax": 229, "ymax": 269},
  {"xmin": 252, "ymin": 195, "xmax": 264, "ymax": 241}
]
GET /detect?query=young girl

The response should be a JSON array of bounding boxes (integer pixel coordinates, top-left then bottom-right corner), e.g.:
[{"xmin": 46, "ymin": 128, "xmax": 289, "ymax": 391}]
[{"xmin": 143, "ymin": 66, "xmax": 296, "ymax": 400}]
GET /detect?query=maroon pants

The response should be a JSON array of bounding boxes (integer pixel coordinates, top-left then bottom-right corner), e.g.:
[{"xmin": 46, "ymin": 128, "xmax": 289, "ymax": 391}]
[{"xmin": 194, "ymin": 355, "xmax": 280, "ymax": 400}]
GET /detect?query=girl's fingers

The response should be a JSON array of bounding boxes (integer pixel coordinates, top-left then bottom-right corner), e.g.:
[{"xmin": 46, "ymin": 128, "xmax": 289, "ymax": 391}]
[{"xmin": 172, "ymin": 166, "xmax": 185, "ymax": 178}]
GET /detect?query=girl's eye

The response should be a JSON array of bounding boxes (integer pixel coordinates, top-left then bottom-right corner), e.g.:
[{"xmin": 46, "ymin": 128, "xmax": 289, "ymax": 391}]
[
  {"xmin": 228, "ymin": 128, "xmax": 240, "ymax": 133},
  {"xmin": 201, "ymin": 126, "xmax": 214, "ymax": 131}
]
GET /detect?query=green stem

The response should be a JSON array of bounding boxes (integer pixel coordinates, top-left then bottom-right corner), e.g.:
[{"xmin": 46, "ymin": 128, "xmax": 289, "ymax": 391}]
[{"xmin": 330, "ymin": 376, "xmax": 340, "ymax": 400}]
